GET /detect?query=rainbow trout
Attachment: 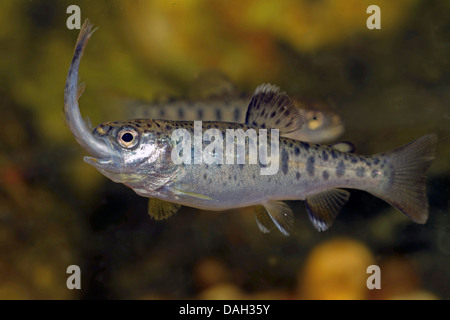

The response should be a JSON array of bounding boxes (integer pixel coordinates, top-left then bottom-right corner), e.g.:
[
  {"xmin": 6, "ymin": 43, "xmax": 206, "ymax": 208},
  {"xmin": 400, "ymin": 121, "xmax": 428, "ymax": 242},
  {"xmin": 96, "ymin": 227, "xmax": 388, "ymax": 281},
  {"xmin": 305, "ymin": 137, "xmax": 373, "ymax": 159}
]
[
  {"xmin": 126, "ymin": 94, "xmax": 344, "ymax": 144},
  {"xmin": 65, "ymin": 21, "xmax": 437, "ymax": 235}
]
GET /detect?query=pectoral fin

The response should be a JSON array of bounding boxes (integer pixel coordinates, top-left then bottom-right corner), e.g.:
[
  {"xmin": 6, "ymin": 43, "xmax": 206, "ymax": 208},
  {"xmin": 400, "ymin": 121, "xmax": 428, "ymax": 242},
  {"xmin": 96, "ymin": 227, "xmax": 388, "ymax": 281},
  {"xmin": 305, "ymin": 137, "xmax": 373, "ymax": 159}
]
[
  {"xmin": 147, "ymin": 198, "xmax": 181, "ymax": 220},
  {"xmin": 328, "ymin": 141, "xmax": 355, "ymax": 153},
  {"xmin": 245, "ymin": 84, "xmax": 304, "ymax": 135},
  {"xmin": 305, "ymin": 189, "xmax": 350, "ymax": 231},
  {"xmin": 254, "ymin": 201, "xmax": 294, "ymax": 236},
  {"xmin": 172, "ymin": 187, "xmax": 213, "ymax": 200}
]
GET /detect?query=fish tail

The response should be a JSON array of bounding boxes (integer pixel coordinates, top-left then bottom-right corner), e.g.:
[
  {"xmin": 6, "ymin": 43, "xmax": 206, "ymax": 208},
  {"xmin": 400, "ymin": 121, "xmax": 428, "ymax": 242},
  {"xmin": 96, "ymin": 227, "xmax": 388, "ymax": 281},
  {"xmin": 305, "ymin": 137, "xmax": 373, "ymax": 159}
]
[{"xmin": 370, "ymin": 134, "xmax": 437, "ymax": 223}]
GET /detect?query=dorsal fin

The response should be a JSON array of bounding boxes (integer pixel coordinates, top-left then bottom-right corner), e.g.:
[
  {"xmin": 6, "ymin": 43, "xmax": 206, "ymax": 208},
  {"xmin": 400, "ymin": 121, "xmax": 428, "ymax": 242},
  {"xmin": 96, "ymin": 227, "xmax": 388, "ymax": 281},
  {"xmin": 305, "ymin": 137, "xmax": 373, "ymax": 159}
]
[
  {"xmin": 245, "ymin": 84, "xmax": 304, "ymax": 135},
  {"xmin": 148, "ymin": 198, "xmax": 181, "ymax": 220},
  {"xmin": 305, "ymin": 189, "xmax": 350, "ymax": 231}
]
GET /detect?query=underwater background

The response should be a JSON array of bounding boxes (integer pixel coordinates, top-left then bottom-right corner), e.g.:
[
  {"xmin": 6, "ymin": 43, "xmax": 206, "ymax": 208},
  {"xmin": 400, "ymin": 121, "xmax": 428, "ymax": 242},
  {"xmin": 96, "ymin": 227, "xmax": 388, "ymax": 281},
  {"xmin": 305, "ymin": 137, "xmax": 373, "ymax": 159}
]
[{"xmin": 0, "ymin": 0, "xmax": 448, "ymax": 299}]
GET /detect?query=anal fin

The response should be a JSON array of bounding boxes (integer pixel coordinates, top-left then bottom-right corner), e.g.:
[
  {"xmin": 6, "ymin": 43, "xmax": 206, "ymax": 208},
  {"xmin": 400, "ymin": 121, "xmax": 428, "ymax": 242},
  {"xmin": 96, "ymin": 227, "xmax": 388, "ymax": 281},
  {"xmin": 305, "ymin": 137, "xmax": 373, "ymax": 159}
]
[
  {"xmin": 254, "ymin": 201, "xmax": 294, "ymax": 236},
  {"xmin": 305, "ymin": 189, "xmax": 350, "ymax": 231},
  {"xmin": 148, "ymin": 198, "xmax": 181, "ymax": 220}
]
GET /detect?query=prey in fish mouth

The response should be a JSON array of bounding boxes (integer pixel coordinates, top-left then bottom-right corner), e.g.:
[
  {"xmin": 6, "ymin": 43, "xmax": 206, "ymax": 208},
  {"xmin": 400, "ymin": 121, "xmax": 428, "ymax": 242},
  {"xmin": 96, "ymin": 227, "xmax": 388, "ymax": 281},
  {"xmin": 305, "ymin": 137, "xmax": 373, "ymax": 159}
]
[{"xmin": 65, "ymin": 20, "xmax": 437, "ymax": 236}]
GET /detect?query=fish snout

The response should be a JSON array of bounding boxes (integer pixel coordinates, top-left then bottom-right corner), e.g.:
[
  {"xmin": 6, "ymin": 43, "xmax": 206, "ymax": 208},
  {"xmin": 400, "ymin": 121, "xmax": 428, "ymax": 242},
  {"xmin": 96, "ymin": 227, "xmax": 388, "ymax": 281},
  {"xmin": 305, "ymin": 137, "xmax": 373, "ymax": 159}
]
[{"xmin": 93, "ymin": 124, "xmax": 111, "ymax": 136}]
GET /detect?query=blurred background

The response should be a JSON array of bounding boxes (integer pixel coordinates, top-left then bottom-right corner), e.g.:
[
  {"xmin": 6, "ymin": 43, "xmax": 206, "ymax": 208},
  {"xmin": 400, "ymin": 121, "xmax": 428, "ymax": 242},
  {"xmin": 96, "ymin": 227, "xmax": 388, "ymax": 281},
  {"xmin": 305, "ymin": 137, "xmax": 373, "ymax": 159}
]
[{"xmin": 0, "ymin": 0, "xmax": 448, "ymax": 299}]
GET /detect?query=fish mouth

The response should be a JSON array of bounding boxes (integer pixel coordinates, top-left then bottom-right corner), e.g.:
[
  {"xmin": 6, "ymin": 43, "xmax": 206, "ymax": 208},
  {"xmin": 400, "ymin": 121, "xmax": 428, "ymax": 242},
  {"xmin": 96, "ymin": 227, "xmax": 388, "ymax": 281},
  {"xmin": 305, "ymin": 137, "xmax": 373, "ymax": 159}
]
[
  {"xmin": 82, "ymin": 135, "xmax": 120, "ymax": 170},
  {"xmin": 84, "ymin": 156, "xmax": 114, "ymax": 167},
  {"xmin": 84, "ymin": 152, "xmax": 145, "ymax": 184},
  {"xmin": 83, "ymin": 153, "xmax": 125, "ymax": 182}
]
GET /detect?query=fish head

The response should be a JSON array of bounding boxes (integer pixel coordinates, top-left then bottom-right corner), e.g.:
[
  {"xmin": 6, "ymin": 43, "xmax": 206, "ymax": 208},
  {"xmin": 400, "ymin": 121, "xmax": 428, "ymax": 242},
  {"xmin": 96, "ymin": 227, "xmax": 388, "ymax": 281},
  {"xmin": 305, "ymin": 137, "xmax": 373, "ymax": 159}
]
[
  {"xmin": 84, "ymin": 120, "xmax": 176, "ymax": 188},
  {"xmin": 289, "ymin": 99, "xmax": 345, "ymax": 143}
]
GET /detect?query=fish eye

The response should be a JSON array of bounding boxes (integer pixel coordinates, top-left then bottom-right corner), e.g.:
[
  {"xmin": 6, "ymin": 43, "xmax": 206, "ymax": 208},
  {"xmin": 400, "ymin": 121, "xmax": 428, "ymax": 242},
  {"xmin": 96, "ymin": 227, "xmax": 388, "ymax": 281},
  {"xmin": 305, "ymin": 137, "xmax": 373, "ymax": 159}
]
[
  {"xmin": 306, "ymin": 111, "xmax": 324, "ymax": 130},
  {"xmin": 117, "ymin": 128, "xmax": 139, "ymax": 149}
]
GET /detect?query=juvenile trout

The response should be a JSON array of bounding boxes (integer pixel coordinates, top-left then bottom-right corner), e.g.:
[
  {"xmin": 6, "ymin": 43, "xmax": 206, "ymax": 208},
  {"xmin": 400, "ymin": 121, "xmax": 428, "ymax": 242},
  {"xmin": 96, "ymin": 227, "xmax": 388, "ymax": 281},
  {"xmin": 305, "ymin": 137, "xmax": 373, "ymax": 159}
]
[
  {"xmin": 126, "ymin": 95, "xmax": 344, "ymax": 144},
  {"xmin": 65, "ymin": 21, "xmax": 437, "ymax": 235}
]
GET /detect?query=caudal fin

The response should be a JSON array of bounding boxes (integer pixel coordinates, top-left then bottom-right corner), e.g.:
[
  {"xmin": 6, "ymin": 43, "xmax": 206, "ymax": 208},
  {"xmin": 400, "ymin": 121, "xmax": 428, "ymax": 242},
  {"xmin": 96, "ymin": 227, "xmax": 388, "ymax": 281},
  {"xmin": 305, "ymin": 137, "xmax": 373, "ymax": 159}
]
[{"xmin": 371, "ymin": 134, "xmax": 437, "ymax": 224}]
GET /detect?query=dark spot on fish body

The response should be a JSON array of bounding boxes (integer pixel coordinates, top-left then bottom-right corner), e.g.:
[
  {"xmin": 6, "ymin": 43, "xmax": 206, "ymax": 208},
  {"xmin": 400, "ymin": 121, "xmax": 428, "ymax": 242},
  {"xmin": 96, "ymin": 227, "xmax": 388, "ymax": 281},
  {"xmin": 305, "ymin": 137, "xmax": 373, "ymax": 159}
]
[
  {"xmin": 336, "ymin": 161, "xmax": 345, "ymax": 177},
  {"xmin": 301, "ymin": 142, "xmax": 309, "ymax": 151},
  {"xmin": 356, "ymin": 167, "xmax": 365, "ymax": 177},
  {"xmin": 281, "ymin": 149, "xmax": 289, "ymax": 175},
  {"xmin": 322, "ymin": 170, "xmax": 329, "ymax": 180},
  {"xmin": 294, "ymin": 147, "xmax": 300, "ymax": 156},
  {"xmin": 270, "ymin": 111, "xmax": 276, "ymax": 118},
  {"xmin": 307, "ymin": 156, "xmax": 315, "ymax": 176},
  {"xmin": 373, "ymin": 157, "xmax": 380, "ymax": 165},
  {"xmin": 166, "ymin": 125, "xmax": 171, "ymax": 130},
  {"xmin": 322, "ymin": 151, "xmax": 329, "ymax": 161},
  {"xmin": 296, "ymin": 172, "xmax": 301, "ymax": 180},
  {"xmin": 331, "ymin": 149, "xmax": 338, "ymax": 159},
  {"xmin": 252, "ymin": 173, "xmax": 256, "ymax": 179},
  {"xmin": 228, "ymin": 175, "xmax": 232, "ymax": 180},
  {"xmin": 351, "ymin": 156, "xmax": 358, "ymax": 163}
]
